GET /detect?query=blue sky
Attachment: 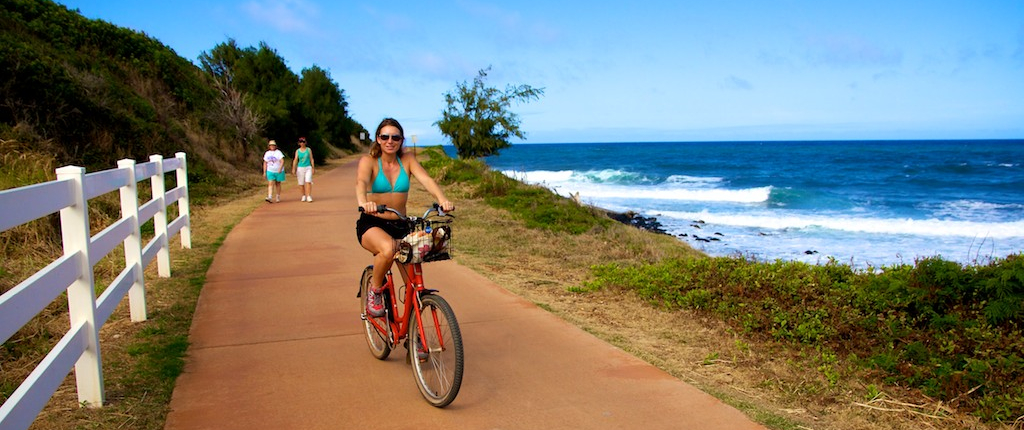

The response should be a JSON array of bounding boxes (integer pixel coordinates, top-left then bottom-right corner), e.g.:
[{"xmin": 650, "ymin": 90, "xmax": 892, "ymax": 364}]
[{"xmin": 57, "ymin": 0, "xmax": 1024, "ymax": 144}]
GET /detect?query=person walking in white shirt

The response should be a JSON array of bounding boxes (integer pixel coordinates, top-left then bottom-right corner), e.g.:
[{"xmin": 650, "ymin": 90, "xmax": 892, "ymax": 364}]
[{"xmin": 263, "ymin": 140, "xmax": 286, "ymax": 202}]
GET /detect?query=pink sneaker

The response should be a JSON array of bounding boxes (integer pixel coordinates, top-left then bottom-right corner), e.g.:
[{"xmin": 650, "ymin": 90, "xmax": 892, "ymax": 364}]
[{"xmin": 366, "ymin": 288, "xmax": 385, "ymax": 317}]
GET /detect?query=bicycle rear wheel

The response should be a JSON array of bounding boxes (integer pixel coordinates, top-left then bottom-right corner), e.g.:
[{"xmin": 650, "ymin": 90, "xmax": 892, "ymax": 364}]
[
  {"xmin": 409, "ymin": 293, "xmax": 464, "ymax": 407},
  {"xmin": 359, "ymin": 265, "xmax": 391, "ymax": 360}
]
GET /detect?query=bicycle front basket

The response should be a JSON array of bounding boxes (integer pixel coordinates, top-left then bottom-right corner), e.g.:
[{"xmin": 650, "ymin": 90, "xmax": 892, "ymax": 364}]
[
  {"xmin": 422, "ymin": 219, "xmax": 452, "ymax": 262},
  {"xmin": 400, "ymin": 229, "xmax": 433, "ymax": 264}
]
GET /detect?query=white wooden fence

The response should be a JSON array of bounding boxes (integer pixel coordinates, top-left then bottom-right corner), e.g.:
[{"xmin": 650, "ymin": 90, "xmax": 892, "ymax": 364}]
[{"xmin": 0, "ymin": 153, "xmax": 191, "ymax": 430}]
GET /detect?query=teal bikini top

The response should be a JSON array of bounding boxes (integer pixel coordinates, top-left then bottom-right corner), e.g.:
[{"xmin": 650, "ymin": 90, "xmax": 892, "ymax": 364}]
[{"xmin": 371, "ymin": 157, "xmax": 410, "ymax": 193}]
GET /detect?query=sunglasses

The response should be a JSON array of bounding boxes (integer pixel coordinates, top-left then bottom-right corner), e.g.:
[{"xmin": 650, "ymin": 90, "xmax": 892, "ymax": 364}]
[{"xmin": 379, "ymin": 134, "xmax": 404, "ymax": 142}]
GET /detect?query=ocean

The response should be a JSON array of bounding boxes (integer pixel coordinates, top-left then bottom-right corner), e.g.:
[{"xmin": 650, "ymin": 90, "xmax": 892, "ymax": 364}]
[{"xmin": 462, "ymin": 140, "xmax": 1024, "ymax": 269}]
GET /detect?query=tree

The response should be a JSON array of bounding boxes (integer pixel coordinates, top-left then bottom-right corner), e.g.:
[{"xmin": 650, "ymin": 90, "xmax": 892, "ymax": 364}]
[
  {"xmin": 435, "ymin": 67, "xmax": 543, "ymax": 159},
  {"xmin": 199, "ymin": 41, "xmax": 264, "ymax": 155},
  {"xmin": 199, "ymin": 40, "xmax": 361, "ymax": 156},
  {"xmin": 297, "ymin": 65, "xmax": 356, "ymax": 155},
  {"xmin": 199, "ymin": 41, "xmax": 298, "ymax": 150}
]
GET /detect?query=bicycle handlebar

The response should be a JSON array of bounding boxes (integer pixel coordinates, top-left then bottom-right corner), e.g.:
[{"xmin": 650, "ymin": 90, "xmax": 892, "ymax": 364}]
[{"xmin": 358, "ymin": 203, "xmax": 454, "ymax": 220}]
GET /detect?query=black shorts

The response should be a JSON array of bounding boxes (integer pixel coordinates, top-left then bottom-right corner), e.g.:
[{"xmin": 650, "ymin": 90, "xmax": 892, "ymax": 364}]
[{"xmin": 356, "ymin": 212, "xmax": 411, "ymax": 243}]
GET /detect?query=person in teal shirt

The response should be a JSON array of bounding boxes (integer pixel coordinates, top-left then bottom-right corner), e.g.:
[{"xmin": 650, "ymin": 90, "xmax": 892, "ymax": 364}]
[{"xmin": 291, "ymin": 136, "xmax": 315, "ymax": 202}]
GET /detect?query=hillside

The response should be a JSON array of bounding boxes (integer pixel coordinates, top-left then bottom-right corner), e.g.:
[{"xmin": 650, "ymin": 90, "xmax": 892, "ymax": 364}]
[
  {"xmin": 3, "ymin": 1, "xmax": 1022, "ymax": 428},
  {"xmin": 0, "ymin": 0, "xmax": 363, "ymax": 200}
]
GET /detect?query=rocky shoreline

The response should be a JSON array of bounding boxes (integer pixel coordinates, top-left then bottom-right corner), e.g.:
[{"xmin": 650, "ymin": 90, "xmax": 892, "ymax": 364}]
[
  {"xmin": 604, "ymin": 210, "xmax": 669, "ymax": 235},
  {"xmin": 604, "ymin": 211, "xmax": 723, "ymax": 243},
  {"xmin": 604, "ymin": 210, "xmax": 822, "ymax": 256}
]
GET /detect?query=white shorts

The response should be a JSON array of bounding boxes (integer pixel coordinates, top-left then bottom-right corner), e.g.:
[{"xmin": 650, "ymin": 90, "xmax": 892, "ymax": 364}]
[{"xmin": 296, "ymin": 166, "xmax": 313, "ymax": 185}]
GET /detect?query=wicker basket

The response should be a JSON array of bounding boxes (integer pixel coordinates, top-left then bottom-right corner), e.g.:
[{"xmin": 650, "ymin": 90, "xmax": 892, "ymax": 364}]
[{"xmin": 397, "ymin": 218, "xmax": 452, "ymax": 264}]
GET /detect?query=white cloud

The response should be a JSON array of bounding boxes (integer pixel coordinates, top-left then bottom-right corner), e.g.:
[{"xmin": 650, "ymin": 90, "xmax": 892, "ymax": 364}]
[
  {"xmin": 241, "ymin": 0, "xmax": 318, "ymax": 34},
  {"xmin": 456, "ymin": 0, "xmax": 562, "ymax": 47},
  {"xmin": 757, "ymin": 50, "xmax": 792, "ymax": 67},
  {"xmin": 803, "ymin": 34, "xmax": 902, "ymax": 67},
  {"xmin": 721, "ymin": 75, "xmax": 753, "ymax": 90},
  {"xmin": 407, "ymin": 51, "xmax": 479, "ymax": 81}
]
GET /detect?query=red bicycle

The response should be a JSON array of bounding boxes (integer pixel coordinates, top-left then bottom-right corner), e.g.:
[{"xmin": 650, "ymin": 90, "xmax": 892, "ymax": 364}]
[{"xmin": 357, "ymin": 204, "xmax": 464, "ymax": 407}]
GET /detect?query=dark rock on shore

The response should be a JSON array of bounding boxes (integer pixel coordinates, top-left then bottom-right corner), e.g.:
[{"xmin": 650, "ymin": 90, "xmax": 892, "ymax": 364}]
[{"xmin": 606, "ymin": 210, "xmax": 669, "ymax": 235}]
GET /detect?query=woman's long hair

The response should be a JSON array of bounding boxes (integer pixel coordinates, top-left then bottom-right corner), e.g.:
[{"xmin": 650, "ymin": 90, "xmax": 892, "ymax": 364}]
[{"xmin": 369, "ymin": 117, "xmax": 405, "ymax": 158}]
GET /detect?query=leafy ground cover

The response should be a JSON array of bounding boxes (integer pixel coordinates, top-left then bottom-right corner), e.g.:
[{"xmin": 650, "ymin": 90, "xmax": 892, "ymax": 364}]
[
  {"xmin": 420, "ymin": 146, "xmax": 1024, "ymax": 429},
  {"xmin": 582, "ymin": 255, "xmax": 1024, "ymax": 422},
  {"xmin": 4, "ymin": 147, "xmax": 1021, "ymax": 429}
]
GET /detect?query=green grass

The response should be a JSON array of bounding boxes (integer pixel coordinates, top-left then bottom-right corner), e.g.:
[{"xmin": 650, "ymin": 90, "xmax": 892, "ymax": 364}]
[
  {"xmin": 421, "ymin": 147, "xmax": 612, "ymax": 235},
  {"xmin": 422, "ymin": 146, "xmax": 1024, "ymax": 423},
  {"xmin": 583, "ymin": 254, "xmax": 1024, "ymax": 421},
  {"xmin": 1, "ymin": 166, "xmax": 265, "ymax": 429}
]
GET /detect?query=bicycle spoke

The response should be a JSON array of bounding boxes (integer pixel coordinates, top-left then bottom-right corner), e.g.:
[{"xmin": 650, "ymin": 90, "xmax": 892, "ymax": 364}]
[
  {"xmin": 428, "ymin": 353, "xmax": 452, "ymax": 393},
  {"xmin": 410, "ymin": 294, "xmax": 463, "ymax": 407}
]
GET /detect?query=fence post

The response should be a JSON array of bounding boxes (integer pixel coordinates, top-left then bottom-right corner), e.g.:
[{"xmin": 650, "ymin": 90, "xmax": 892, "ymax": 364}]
[
  {"xmin": 54, "ymin": 166, "xmax": 104, "ymax": 407},
  {"xmin": 175, "ymin": 152, "xmax": 192, "ymax": 249},
  {"xmin": 117, "ymin": 159, "xmax": 147, "ymax": 322},
  {"xmin": 149, "ymin": 155, "xmax": 171, "ymax": 277}
]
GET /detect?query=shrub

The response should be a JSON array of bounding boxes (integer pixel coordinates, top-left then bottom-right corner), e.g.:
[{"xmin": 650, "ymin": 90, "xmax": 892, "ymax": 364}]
[{"xmin": 584, "ymin": 253, "xmax": 1024, "ymax": 421}]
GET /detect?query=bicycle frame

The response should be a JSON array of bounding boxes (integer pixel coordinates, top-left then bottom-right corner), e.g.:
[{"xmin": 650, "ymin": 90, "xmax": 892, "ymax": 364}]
[
  {"xmin": 357, "ymin": 204, "xmax": 463, "ymax": 407},
  {"xmin": 361, "ymin": 204, "xmax": 451, "ymax": 346},
  {"xmin": 366, "ymin": 260, "xmax": 447, "ymax": 354}
]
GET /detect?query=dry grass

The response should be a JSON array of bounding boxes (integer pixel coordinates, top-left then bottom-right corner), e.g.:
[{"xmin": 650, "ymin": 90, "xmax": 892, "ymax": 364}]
[
  {"xmin": 4, "ymin": 149, "xmax": 1015, "ymax": 430},
  {"xmin": 0, "ymin": 161, "xmax": 277, "ymax": 429},
  {"xmin": 406, "ymin": 172, "xmax": 1011, "ymax": 430},
  {"xmin": 17, "ymin": 184, "xmax": 272, "ymax": 430},
  {"xmin": 0, "ymin": 136, "xmax": 353, "ymax": 429}
]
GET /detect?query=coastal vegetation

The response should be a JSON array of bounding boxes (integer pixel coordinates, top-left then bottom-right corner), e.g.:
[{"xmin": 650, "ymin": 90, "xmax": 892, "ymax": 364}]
[
  {"xmin": 1, "ymin": 2, "xmax": 363, "ymax": 427},
  {"xmin": 581, "ymin": 255, "xmax": 1024, "ymax": 421},
  {"xmin": 0, "ymin": 0, "xmax": 363, "ymax": 203},
  {"xmin": 2, "ymin": 1, "xmax": 1021, "ymax": 429},
  {"xmin": 419, "ymin": 147, "xmax": 1024, "ymax": 426},
  {"xmin": 435, "ymin": 66, "xmax": 544, "ymax": 159},
  {"xmin": 197, "ymin": 39, "xmax": 362, "ymax": 164}
]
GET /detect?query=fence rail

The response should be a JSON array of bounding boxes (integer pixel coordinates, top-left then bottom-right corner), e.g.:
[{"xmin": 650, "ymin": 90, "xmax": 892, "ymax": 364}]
[{"xmin": 0, "ymin": 153, "xmax": 191, "ymax": 430}]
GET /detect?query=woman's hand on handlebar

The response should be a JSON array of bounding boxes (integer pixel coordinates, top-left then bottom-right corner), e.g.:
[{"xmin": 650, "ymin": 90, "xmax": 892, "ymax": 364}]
[
  {"xmin": 437, "ymin": 200, "xmax": 454, "ymax": 212},
  {"xmin": 359, "ymin": 201, "xmax": 381, "ymax": 214}
]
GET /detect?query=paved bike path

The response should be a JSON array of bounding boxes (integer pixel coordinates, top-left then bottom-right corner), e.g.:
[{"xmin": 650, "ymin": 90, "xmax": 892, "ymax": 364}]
[{"xmin": 164, "ymin": 158, "xmax": 767, "ymax": 430}]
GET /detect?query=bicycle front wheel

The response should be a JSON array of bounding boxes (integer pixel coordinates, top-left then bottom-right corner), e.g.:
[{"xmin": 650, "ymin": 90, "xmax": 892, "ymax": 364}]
[
  {"xmin": 409, "ymin": 293, "xmax": 464, "ymax": 408},
  {"xmin": 359, "ymin": 265, "xmax": 391, "ymax": 360}
]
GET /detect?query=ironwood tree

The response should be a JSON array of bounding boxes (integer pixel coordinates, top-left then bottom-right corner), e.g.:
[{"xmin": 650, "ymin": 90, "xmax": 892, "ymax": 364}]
[{"xmin": 435, "ymin": 67, "xmax": 543, "ymax": 159}]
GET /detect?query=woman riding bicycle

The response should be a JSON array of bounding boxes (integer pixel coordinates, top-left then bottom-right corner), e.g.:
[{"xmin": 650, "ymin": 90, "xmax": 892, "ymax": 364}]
[{"xmin": 355, "ymin": 118, "xmax": 454, "ymax": 317}]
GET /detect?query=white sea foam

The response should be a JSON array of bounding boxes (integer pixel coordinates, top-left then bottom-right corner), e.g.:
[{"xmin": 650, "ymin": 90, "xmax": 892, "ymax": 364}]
[
  {"xmin": 487, "ymin": 140, "xmax": 1024, "ymax": 267},
  {"xmin": 501, "ymin": 169, "xmax": 770, "ymax": 203},
  {"xmin": 665, "ymin": 175, "xmax": 724, "ymax": 186},
  {"xmin": 929, "ymin": 200, "xmax": 1024, "ymax": 220},
  {"xmin": 584, "ymin": 186, "xmax": 772, "ymax": 203},
  {"xmin": 659, "ymin": 210, "xmax": 1024, "ymax": 238},
  {"xmin": 502, "ymin": 169, "xmax": 574, "ymax": 183}
]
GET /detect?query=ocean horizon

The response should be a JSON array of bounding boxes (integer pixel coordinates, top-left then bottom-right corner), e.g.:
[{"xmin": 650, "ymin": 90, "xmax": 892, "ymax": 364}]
[{"xmin": 452, "ymin": 139, "xmax": 1024, "ymax": 269}]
